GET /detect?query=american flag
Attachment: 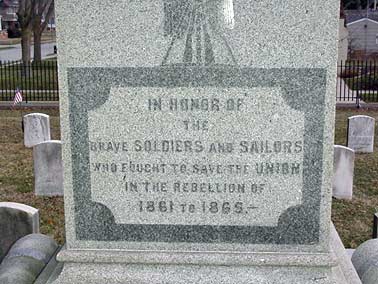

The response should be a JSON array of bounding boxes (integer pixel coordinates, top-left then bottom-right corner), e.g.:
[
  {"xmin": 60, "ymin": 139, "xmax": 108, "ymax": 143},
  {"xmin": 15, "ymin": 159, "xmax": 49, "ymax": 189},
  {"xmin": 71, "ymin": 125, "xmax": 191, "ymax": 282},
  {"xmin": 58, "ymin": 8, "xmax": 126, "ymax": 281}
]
[{"xmin": 13, "ymin": 88, "xmax": 23, "ymax": 106}]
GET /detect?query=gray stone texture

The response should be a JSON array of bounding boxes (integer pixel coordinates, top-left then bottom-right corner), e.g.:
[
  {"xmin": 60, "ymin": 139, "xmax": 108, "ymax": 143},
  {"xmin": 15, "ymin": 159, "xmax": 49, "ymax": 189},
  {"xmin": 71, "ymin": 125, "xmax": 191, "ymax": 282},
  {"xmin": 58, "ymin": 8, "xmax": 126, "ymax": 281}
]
[
  {"xmin": 52, "ymin": 223, "xmax": 362, "ymax": 284},
  {"xmin": 56, "ymin": 0, "xmax": 339, "ymax": 249},
  {"xmin": 352, "ymin": 238, "xmax": 378, "ymax": 280},
  {"xmin": 23, "ymin": 113, "xmax": 51, "ymax": 148},
  {"xmin": 0, "ymin": 234, "xmax": 58, "ymax": 284},
  {"xmin": 33, "ymin": 140, "xmax": 63, "ymax": 196},
  {"xmin": 0, "ymin": 202, "xmax": 39, "ymax": 262},
  {"xmin": 0, "ymin": 256, "xmax": 45, "ymax": 284},
  {"xmin": 5, "ymin": 233, "xmax": 59, "ymax": 264},
  {"xmin": 347, "ymin": 249, "xmax": 356, "ymax": 259},
  {"xmin": 67, "ymin": 68, "xmax": 324, "ymax": 246},
  {"xmin": 53, "ymin": 264, "xmax": 336, "ymax": 284},
  {"xmin": 332, "ymin": 145, "xmax": 355, "ymax": 200},
  {"xmin": 347, "ymin": 115, "xmax": 375, "ymax": 153},
  {"xmin": 361, "ymin": 262, "xmax": 378, "ymax": 284},
  {"xmin": 53, "ymin": 0, "xmax": 345, "ymax": 282},
  {"xmin": 330, "ymin": 223, "xmax": 361, "ymax": 284},
  {"xmin": 34, "ymin": 246, "xmax": 64, "ymax": 284}
]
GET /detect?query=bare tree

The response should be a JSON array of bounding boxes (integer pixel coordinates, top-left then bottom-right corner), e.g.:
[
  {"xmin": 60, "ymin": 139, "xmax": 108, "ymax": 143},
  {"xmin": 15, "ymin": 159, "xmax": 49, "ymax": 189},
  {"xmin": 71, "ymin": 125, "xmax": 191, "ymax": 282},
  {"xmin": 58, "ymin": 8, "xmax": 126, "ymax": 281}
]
[
  {"xmin": 17, "ymin": 0, "xmax": 34, "ymax": 64},
  {"xmin": 32, "ymin": 0, "xmax": 54, "ymax": 62}
]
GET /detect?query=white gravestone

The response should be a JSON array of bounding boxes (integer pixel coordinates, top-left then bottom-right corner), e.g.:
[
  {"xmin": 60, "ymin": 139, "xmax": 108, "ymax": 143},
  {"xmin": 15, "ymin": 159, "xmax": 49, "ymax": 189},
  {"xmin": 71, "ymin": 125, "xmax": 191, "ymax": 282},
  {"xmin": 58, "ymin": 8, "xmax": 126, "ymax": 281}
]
[
  {"xmin": 33, "ymin": 140, "xmax": 63, "ymax": 196},
  {"xmin": 347, "ymin": 115, "xmax": 375, "ymax": 153},
  {"xmin": 23, "ymin": 113, "xmax": 51, "ymax": 148},
  {"xmin": 332, "ymin": 145, "xmax": 355, "ymax": 200},
  {"xmin": 0, "ymin": 202, "xmax": 39, "ymax": 262}
]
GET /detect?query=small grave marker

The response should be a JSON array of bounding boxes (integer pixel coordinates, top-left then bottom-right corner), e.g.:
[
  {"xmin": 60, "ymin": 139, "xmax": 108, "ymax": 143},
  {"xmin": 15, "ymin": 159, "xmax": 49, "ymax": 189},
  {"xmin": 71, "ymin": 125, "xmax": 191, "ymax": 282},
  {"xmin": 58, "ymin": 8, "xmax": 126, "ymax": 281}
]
[
  {"xmin": 332, "ymin": 145, "xmax": 355, "ymax": 200},
  {"xmin": 0, "ymin": 203, "xmax": 39, "ymax": 262},
  {"xmin": 347, "ymin": 115, "xmax": 375, "ymax": 153},
  {"xmin": 23, "ymin": 113, "xmax": 51, "ymax": 148},
  {"xmin": 33, "ymin": 140, "xmax": 63, "ymax": 196}
]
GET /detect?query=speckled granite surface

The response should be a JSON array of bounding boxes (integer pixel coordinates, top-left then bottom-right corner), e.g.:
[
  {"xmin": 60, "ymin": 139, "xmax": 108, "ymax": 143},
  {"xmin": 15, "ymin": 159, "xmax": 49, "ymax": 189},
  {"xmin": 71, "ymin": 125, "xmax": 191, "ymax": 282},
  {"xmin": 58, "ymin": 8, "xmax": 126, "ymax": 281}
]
[{"xmin": 53, "ymin": 0, "xmax": 346, "ymax": 282}]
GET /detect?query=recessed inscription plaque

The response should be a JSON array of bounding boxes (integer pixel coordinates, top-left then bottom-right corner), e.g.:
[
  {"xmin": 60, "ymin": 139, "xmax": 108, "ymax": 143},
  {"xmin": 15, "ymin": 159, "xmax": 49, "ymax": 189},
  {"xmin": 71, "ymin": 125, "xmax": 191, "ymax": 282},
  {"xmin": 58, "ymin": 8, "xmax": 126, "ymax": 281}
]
[
  {"xmin": 68, "ymin": 67, "xmax": 325, "ymax": 244},
  {"xmin": 89, "ymin": 87, "xmax": 304, "ymax": 227}
]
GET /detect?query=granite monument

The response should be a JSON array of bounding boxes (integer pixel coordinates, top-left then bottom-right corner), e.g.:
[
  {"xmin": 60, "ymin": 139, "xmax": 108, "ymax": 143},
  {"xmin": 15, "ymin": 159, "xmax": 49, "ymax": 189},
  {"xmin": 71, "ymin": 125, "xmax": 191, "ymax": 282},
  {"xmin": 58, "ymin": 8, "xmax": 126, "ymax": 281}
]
[{"xmin": 52, "ymin": 0, "xmax": 357, "ymax": 283}]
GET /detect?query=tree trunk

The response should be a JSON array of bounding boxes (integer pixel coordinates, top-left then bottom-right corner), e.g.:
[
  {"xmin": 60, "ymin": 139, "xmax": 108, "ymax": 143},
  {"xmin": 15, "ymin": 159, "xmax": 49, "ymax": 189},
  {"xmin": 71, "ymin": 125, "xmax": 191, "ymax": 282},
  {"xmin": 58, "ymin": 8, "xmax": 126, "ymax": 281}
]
[
  {"xmin": 33, "ymin": 31, "xmax": 42, "ymax": 62},
  {"xmin": 21, "ymin": 28, "xmax": 31, "ymax": 77}
]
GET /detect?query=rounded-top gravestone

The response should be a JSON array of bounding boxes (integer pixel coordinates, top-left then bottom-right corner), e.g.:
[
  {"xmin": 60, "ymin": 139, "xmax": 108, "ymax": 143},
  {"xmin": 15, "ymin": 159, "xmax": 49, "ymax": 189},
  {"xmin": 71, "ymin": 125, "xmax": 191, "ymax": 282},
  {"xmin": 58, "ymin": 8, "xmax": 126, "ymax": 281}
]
[
  {"xmin": 351, "ymin": 238, "xmax": 378, "ymax": 279},
  {"xmin": 347, "ymin": 115, "xmax": 375, "ymax": 153},
  {"xmin": 0, "ymin": 202, "xmax": 39, "ymax": 262},
  {"xmin": 0, "ymin": 234, "xmax": 58, "ymax": 284},
  {"xmin": 23, "ymin": 113, "xmax": 51, "ymax": 148},
  {"xmin": 332, "ymin": 145, "xmax": 355, "ymax": 200}
]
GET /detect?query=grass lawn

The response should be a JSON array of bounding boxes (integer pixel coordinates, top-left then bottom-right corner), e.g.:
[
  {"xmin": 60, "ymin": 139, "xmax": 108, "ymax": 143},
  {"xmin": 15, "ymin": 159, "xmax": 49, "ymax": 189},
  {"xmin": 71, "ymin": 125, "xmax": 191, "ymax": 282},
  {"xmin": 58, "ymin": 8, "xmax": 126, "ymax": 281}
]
[
  {"xmin": 0, "ymin": 38, "xmax": 21, "ymax": 45},
  {"xmin": 0, "ymin": 46, "xmax": 15, "ymax": 50},
  {"xmin": 0, "ymin": 107, "xmax": 377, "ymax": 248},
  {"xmin": 333, "ymin": 108, "xmax": 378, "ymax": 248},
  {"xmin": 0, "ymin": 109, "xmax": 64, "ymax": 244},
  {"xmin": 360, "ymin": 93, "xmax": 378, "ymax": 103}
]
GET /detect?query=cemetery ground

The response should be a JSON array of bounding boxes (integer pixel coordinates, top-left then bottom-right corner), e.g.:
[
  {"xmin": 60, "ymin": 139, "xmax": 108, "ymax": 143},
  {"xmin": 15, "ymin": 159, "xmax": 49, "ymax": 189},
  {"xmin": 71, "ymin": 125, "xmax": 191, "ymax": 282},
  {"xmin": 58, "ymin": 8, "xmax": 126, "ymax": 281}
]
[
  {"xmin": 0, "ymin": 108, "xmax": 377, "ymax": 248},
  {"xmin": 0, "ymin": 108, "xmax": 64, "ymax": 244}
]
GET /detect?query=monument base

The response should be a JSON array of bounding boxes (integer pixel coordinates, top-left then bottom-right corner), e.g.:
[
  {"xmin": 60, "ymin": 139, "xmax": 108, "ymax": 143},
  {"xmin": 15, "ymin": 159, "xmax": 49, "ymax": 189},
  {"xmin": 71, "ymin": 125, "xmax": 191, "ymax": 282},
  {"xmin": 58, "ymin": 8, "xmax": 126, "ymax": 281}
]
[{"xmin": 49, "ymin": 224, "xmax": 360, "ymax": 284}]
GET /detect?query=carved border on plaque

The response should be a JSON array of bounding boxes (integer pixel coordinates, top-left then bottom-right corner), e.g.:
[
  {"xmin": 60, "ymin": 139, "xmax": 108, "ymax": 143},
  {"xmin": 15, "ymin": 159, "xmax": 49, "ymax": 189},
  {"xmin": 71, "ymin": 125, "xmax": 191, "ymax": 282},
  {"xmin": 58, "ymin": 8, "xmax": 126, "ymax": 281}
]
[{"xmin": 68, "ymin": 67, "xmax": 326, "ymax": 244}]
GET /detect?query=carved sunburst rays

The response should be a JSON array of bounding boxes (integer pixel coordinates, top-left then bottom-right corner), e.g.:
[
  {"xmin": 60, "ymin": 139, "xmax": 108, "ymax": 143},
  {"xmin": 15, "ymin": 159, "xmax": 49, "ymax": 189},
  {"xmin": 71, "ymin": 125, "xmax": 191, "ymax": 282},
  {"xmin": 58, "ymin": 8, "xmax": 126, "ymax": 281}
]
[
  {"xmin": 222, "ymin": 0, "xmax": 235, "ymax": 29},
  {"xmin": 162, "ymin": 0, "xmax": 236, "ymax": 66}
]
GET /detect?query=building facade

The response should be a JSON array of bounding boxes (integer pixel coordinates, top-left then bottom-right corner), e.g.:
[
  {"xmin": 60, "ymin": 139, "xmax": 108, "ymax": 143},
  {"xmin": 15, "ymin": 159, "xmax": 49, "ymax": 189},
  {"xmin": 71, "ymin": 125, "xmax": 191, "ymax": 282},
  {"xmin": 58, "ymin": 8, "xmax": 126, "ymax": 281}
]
[{"xmin": 0, "ymin": 0, "xmax": 19, "ymax": 30}]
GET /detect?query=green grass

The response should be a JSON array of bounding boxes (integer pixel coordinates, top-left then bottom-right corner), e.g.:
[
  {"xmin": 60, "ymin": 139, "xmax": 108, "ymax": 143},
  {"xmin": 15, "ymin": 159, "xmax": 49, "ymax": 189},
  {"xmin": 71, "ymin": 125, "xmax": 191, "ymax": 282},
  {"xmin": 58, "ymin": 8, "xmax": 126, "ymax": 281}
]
[
  {"xmin": 0, "ymin": 46, "xmax": 15, "ymax": 50},
  {"xmin": 0, "ymin": 108, "xmax": 378, "ymax": 247},
  {"xmin": 333, "ymin": 109, "xmax": 378, "ymax": 248},
  {"xmin": 345, "ymin": 74, "xmax": 378, "ymax": 91},
  {"xmin": 0, "ymin": 109, "xmax": 64, "ymax": 244},
  {"xmin": 0, "ymin": 59, "xmax": 58, "ymax": 93},
  {"xmin": 359, "ymin": 93, "xmax": 378, "ymax": 103},
  {"xmin": 0, "ymin": 38, "xmax": 21, "ymax": 45}
]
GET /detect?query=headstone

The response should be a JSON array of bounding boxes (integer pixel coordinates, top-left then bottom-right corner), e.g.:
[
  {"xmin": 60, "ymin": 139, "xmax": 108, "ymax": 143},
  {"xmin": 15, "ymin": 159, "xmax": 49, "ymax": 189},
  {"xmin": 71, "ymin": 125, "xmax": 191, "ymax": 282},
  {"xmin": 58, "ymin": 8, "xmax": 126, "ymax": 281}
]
[
  {"xmin": 0, "ymin": 256, "xmax": 45, "ymax": 284},
  {"xmin": 361, "ymin": 262, "xmax": 378, "ymax": 284},
  {"xmin": 332, "ymin": 145, "xmax": 355, "ymax": 200},
  {"xmin": 0, "ymin": 202, "xmax": 39, "ymax": 262},
  {"xmin": 53, "ymin": 0, "xmax": 350, "ymax": 283},
  {"xmin": 33, "ymin": 140, "xmax": 63, "ymax": 196},
  {"xmin": 347, "ymin": 115, "xmax": 375, "ymax": 153},
  {"xmin": 4, "ymin": 234, "xmax": 58, "ymax": 265},
  {"xmin": 0, "ymin": 234, "xmax": 58, "ymax": 284},
  {"xmin": 351, "ymin": 239, "xmax": 378, "ymax": 279},
  {"xmin": 23, "ymin": 113, "xmax": 51, "ymax": 148}
]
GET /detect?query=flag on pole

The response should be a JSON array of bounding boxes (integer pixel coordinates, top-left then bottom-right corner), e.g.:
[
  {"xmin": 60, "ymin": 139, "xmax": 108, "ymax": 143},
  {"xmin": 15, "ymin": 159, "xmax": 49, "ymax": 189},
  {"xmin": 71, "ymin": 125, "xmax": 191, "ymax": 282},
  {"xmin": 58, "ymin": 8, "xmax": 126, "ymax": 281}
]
[{"xmin": 13, "ymin": 88, "xmax": 23, "ymax": 106}]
